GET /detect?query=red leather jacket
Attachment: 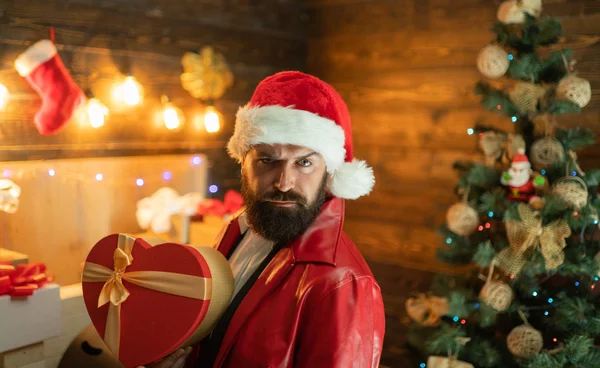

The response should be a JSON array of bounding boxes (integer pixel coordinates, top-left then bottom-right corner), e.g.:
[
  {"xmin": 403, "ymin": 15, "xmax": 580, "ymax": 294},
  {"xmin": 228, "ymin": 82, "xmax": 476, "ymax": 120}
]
[{"xmin": 188, "ymin": 197, "xmax": 385, "ymax": 367}]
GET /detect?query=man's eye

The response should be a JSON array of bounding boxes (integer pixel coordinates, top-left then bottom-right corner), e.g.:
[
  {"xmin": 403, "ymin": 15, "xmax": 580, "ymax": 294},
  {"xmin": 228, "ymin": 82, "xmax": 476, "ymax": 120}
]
[
  {"xmin": 259, "ymin": 158, "xmax": 274, "ymax": 164},
  {"xmin": 298, "ymin": 159, "xmax": 312, "ymax": 167}
]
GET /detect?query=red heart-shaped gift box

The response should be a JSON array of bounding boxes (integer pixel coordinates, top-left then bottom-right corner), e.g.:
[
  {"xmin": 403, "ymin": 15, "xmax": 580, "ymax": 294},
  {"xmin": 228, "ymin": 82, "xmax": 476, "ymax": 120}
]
[{"xmin": 82, "ymin": 234, "xmax": 233, "ymax": 368}]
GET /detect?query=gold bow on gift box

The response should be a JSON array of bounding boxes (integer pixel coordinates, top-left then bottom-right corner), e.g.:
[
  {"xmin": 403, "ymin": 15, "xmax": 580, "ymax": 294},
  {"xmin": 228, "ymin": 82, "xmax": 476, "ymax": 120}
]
[{"xmin": 495, "ymin": 204, "xmax": 571, "ymax": 275}]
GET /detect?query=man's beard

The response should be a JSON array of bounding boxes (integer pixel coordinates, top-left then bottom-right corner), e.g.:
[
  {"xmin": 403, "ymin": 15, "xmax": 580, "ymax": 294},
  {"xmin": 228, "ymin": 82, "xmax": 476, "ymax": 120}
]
[{"xmin": 241, "ymin": 173, "xmax": 328, "ymax": 245}]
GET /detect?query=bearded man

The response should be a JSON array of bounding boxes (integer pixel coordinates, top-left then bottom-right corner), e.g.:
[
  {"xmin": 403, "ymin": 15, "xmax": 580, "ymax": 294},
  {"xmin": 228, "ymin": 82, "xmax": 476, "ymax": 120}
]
[{"xmin": 141, "ymin": 71, "xmax": 385, "ymax": 368}]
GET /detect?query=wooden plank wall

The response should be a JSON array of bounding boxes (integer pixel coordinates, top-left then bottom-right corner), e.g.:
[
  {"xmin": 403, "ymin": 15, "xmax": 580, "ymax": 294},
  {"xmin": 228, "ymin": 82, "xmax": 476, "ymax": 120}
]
[
  {"xmin": 308, "ymin": 1, "xmax": 599, "ymax": 365},
  {"xmin": 0, "ymin": 0, "xmax": 308, "ymax": 194},
  {"xmin": 308, "ymin": 0, "xmax": 600, "ymax": 273}
]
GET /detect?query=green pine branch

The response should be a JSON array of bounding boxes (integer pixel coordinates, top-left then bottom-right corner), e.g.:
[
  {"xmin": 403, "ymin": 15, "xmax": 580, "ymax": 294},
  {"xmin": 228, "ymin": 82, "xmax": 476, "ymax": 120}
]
[
  {"xmin": 425, "ymin": 324, "xmax": 468, "ymax": 356},
  {"xmin": 508, "ymin": 53, "xmax": 542, "ymax": 81},
  {"xmin": 474, "ymin": 82, "xmax": 520, "ymax": 117},
  {"xmin": 583, "ymin": 169, "xmax": 600, "ymax": 188},
  {"xmin": 461, "ymin": 340, "xmax": 502, "ymax": 368},
  {"xmin": 539, "ymin": 49, "xmax": 572, "ymax": 83},
  {"xmin": 554, "ymin": 297, "xmax": 600, "ymax": 336},
  {"xmin": 546, "ymin": 100, "xmax": 582, "ymax": 115},
  {"xmin": 473, "ymin": 241, "xmax": 497, "ymax": 268},
  {"xmin": 538, "ymin": 17, "xmax": 563, "ymax": 45},
  {"xmin": 556, "ymin": 127, "xmax": 595, "ymax": 151},
  {"xmin": 467, "ymin": 164, "xmax": 502, "ymax": 188}
]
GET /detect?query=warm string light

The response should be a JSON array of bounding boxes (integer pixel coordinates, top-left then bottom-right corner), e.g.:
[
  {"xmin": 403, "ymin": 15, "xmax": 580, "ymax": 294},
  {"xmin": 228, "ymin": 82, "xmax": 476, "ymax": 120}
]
[
  {"xmin": 0, "ymin": 83, "xmax": 9, "ymax": 110},
  {"xmin": 1, "ymin": 156, "xmax": 211, "ymax": 189},
  {"xmin": 161, "ymin": 95, "xmax": 185, "ymax": 131},
  {"xmin": 112, "ymin": 75, "xmax": 144, "ymax": 106},
  {"xmin": 195, "ymin": 105, "xmax": 221, "ymax": 133},
  {"xmin": 77, "ymin": 98, "xmax": 109, "ymax": 128}
]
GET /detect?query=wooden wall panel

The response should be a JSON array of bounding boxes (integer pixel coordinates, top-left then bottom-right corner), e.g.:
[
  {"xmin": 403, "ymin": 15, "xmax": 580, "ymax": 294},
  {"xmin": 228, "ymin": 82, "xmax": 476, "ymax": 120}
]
[
  {"xmin": 0, "ymin": 0, "xmax": 308, "ymax": 195},
  {"xmin": 309, "ymin": 1, "xmax": 599, "ymax": 365}
]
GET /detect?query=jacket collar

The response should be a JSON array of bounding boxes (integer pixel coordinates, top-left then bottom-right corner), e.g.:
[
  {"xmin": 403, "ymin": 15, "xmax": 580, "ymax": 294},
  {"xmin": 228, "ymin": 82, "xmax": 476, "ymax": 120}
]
[
  {"xmin": 211, "ymin": 197, "xmax": 345, "ymax": 367},
  {"xmin": 223, "ymin": 197, "xmax": 345, "ymax": 266}
]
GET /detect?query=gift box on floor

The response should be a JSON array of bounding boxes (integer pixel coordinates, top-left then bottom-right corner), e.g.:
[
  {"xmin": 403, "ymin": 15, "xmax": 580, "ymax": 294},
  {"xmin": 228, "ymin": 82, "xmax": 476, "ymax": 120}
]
[
  {"xmin": 172, "ymin": 214, "xmax": 226, "ymax": 247},
  {"xmin": 82, "ymin": 233, "xmax": 233, "ymax": 368},
  {"xmin": 0, "ymin": 282, "xmax": 61, "ymax": 353},
  {"xmin": 0, "ymin": 248, "xmax": 29, "ymax": 267}
]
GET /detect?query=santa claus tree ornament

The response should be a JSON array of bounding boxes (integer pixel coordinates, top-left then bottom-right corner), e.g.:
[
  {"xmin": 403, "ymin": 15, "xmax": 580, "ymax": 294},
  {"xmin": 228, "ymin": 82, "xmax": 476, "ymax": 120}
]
[
  {"xmin": 509, "ymin": 82, "xmax": 546, "ymax": 114},
  {"xmin": 556, "ymin": 75, "xmax": 592, "ymax": 108},
  {"xmin": 446, "ymin": 202, "xmax": 480, "ymax": 236},
  {"xmin": 497, "ymin": 0, "xmax": 543, "ymax": 24},
  {"xmin": 14, "ymin": 39, "xmax": 86, "ymax": 135},
  {"xmin": 500, "ymin": 149, "xmax": 546, "ymax": 204},
  {"xmin": 552, "ymin": 175, "xmax": 588, "ymax": 210},
  {"xmin": 477, "ymin": 45, "xmax": 510, "ymax": 79},
  {"xmin": 507, "ymin": 323, "xmax": 544, "ymax": 359},
  {"xmin": 529, "ymin": 137, "xmax": 565, "ymax": 171}
]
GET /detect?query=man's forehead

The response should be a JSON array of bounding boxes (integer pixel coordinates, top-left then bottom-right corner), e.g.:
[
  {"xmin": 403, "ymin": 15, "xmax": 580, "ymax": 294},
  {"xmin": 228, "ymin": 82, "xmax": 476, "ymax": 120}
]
[{"xmin": 251, "ymin": 144, "xmax": 319, "ymax": 157}]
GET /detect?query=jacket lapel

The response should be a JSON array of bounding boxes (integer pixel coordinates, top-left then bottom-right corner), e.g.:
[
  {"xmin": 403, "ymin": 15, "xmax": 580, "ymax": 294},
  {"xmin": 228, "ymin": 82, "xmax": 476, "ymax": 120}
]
[
  {"xmin": 214, "ymin": 246, "xmax": 296, "ymax": 367},
  {"xmin": 214, "ymin": 217, "xmax": 243, "ymax": 258}
]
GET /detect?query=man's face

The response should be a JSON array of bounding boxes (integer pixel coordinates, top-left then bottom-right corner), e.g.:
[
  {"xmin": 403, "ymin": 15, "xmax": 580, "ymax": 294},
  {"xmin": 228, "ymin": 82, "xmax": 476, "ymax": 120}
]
[{"xmin": 241, "ymin": 144, "xmax": 329, "ymax": 244}]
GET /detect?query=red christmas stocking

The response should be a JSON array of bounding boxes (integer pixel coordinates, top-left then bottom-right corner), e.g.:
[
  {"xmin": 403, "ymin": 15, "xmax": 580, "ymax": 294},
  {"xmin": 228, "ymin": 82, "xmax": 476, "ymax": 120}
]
[{"xmin": 15, "ymin": 40, "xmax": 85, "ymax": 135}]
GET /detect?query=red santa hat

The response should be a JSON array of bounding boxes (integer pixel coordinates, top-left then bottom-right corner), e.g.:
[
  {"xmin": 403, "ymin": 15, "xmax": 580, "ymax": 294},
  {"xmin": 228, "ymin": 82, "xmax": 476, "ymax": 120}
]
[
  {"xmin": 511, "ymin": 148, "xmax": 531, "ymax": 169},
  {"xmin": 227, "ymin": 71, "xmax": 374, "ymax": 200}
]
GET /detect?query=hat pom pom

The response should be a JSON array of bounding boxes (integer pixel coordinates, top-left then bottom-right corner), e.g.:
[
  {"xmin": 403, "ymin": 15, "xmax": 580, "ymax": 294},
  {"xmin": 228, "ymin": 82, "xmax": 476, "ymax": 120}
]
[{"xmin": 330, "ymin": 159, "xmax": 375, "ymax": 200}]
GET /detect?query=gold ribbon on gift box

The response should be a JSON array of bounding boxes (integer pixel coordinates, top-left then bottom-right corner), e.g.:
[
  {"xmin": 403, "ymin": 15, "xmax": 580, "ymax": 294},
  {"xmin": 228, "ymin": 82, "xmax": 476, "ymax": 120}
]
[
  {"xmin": 82, "ymin": 234, "xmax": 211, "ymax": 357},
  {"xmin": 495, "ymin": 204, "xmax": 571, "ymax": 276}
]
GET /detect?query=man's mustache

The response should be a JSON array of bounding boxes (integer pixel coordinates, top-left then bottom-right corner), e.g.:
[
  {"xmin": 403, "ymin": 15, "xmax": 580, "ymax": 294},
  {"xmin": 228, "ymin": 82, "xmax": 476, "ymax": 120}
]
[{"xmin": 260, "ymin": 191, "xmax": 307, "ymax": 206}]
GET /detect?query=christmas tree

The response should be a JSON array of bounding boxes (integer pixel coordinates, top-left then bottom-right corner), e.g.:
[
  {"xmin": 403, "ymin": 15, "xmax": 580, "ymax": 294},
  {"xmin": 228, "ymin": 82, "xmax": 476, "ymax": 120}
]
[{"xmin": 405, "ymin": 1, "xmax": 600, "ymax": 367}]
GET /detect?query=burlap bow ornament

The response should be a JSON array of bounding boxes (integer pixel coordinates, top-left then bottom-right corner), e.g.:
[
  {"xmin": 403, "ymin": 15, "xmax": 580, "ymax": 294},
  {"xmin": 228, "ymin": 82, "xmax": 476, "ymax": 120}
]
[{"xmin": 495, "ymin": 204, "xmax": 571, "ymax": 275}]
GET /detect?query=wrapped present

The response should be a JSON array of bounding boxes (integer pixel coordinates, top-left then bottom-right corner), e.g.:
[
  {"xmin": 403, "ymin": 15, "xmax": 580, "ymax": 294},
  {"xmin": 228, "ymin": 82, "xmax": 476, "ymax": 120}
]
[
  {"xmin": 135, "ymin": 187, "xmax": 204, "ymax": 235},
  {"xmin": 81, "ymin": 233, "xmax": 234, "ymax": 368},
  {"xmin": 0, "ymin": 262, "xmax": 51, "ymax": 297},
  {"xmin": 0, "ymin": 262, "xmax": 60, "ymax": 353},
  {"xmin": 172, "ymin": 189, "xmax": 244, "ymax": 246},
  {"xmin": 0, "ymin": 283, "xmax": 61, "ymax": 353},
  {"xmin": 196, "ymin": 190, "xmax": 244, "ymax": 218}
]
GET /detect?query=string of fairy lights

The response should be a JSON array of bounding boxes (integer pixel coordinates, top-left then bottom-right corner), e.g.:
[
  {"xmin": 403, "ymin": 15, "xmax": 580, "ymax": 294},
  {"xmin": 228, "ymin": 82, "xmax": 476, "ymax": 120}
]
[
  {"xmin": 0, "ymin": 75, "xmax": 222, "ymax": 133},
  {"xmin": 1, "ymin": 155, "xmax": 220, "ymax": 194}
]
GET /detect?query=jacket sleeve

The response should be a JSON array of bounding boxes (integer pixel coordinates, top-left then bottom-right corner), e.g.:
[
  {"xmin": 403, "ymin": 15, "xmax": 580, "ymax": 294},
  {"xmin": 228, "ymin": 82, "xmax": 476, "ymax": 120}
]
[{"xmin": 293, "ymin": 275, "xmax": 386, "ymax": 368}]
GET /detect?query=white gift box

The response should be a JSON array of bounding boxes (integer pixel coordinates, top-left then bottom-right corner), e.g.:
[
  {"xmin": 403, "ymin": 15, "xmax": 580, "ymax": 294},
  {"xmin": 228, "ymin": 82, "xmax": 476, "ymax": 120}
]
[{"xmin": 0, "ymin": 283, "xmax": 61, "ymax": 353}]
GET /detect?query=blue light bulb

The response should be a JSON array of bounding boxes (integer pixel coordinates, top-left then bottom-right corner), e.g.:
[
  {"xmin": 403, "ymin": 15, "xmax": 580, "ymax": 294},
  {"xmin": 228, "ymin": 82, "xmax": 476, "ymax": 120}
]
[
  {"xmin": 532, "ymin": 291, "xmax": 538, "ymax": 297},
  {"xmin": 548, "ymin": 298, "xmax": 554, "ymax": 303}
]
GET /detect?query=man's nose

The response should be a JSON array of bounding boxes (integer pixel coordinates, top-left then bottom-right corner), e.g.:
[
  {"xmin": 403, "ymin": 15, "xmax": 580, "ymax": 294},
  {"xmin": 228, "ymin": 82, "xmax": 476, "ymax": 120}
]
[{"xmin": 274, "ymin": 165, "xmax": 296, "ymax": 192}]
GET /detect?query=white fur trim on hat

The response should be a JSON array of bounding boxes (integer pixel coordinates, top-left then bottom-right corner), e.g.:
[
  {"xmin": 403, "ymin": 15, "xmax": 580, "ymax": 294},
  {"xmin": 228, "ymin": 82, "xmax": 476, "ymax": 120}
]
[
  {"xmin": 228, "ymin": 104, "xmax": 347, "ymax": 172},
  {"xmin": 15, "ymin": 40, "xmax": 57, "ymax": 77},
  {"xmin": 330, "ymin": 159, "xmax": 375, "ymax": 200},
  {"xmin": 227, "ymin": 104, "xmax": 375, "ymax": 199}
]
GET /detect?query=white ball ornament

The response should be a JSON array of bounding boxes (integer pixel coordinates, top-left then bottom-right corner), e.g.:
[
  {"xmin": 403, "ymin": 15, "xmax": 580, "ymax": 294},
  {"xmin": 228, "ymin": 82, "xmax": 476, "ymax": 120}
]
[
  {"xmin": 477, "ymin": 45, "xmax": 510, "ymax": 79},
  {"xmin": 479, "ymin": 281, "xmax": 514, "ymax": 312},
  {"xmin": 447, "ymin": 203, "xmax": 480, "ymax": 236},
  {"xmin": 556, "ymin": 75, "xmax": 592, "ymax": 108},
  {"xmin": 507, "ymin": 324, "xmax": 544, "ymax": 359},
  {"xmin": 497, "ymin": 0, "xmax": 542, "ymax": 24}
]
